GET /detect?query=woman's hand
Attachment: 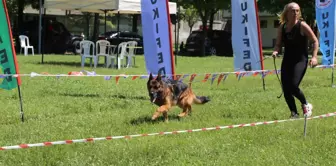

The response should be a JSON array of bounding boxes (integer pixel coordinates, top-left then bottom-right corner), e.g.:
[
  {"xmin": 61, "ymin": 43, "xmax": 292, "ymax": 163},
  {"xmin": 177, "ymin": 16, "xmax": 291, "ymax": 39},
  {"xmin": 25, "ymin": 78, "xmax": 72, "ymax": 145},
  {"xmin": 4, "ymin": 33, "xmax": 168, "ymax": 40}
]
[
  {"xmin": 272, "ymin": 51, "xmax": 278, "ymax": 58},
  {"xmin": 309, "ymin": 56, "xmax": 318, "ymax": 68}
]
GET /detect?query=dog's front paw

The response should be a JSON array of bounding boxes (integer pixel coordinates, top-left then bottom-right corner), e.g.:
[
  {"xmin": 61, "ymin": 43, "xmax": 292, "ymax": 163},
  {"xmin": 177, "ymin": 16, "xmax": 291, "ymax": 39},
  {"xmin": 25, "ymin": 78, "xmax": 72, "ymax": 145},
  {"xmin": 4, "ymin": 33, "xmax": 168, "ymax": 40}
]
[
  {"xmin": 151, "ymin": 112, "xmax": 160, "ymax": 120},
  {"xmin": 178, "ymin": 112, "xmax": 187, "ymax": 117}
]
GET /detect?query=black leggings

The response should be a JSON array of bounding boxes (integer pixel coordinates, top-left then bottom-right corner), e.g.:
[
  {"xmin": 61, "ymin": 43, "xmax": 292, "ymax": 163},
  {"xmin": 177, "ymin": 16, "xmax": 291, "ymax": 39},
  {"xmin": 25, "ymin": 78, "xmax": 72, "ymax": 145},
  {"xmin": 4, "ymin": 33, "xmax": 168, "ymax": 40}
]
[{"xmin": 280, "ymin": 59, "xmax": 308, "ymax": 114}]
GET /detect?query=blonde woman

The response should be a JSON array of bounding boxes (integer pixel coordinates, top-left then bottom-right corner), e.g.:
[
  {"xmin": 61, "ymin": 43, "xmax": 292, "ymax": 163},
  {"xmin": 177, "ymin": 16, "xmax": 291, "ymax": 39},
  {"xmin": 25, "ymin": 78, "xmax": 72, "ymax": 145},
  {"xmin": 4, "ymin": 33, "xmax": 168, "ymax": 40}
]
[{"xmin": 272, "ymin": 2, "xmax": 319, "ymax": 118}]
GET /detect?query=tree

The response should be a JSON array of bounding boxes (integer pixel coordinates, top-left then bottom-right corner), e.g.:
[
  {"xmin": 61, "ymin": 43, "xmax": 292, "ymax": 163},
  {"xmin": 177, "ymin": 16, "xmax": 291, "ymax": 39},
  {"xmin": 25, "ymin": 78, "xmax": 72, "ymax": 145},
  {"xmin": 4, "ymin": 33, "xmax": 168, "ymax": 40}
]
[
  {"xmin": 5, "ymin": 0, "xmax": 18, "ymax": 17},
  {"xmin": 208, "ymin": 0, "xmax": 230, "ymax": 32},
  {"xmin": 170, "ymin": 0, "xmax": 230, "ymax": 56},
  {"xmin": 181, "ymin": 6, "xmax": 198, "ymax": 34},
  {"xmin": 3, "ymin": 0, "xmax": 43, "ymax": 51},
  {"xmin": 13, "ymin": 0, "xmax": 32, "ymax": 51},
  {"xmin": 170, "ymin": 0, "xmax": 211, "ymax": 56},
  {"xmin": 5, "ymin": 0, "xmax": 18, "ymax": 34},
  {"xmin": 257, "ymin": 0, "xmax": 315, "ymax": 27},
  {"xmin": 82, "ymin": 13, "xmax": 93, "ymax": 40},
  {"xmin": 91, "ymin": 13, "xmax": 100, "ymax": 41}
]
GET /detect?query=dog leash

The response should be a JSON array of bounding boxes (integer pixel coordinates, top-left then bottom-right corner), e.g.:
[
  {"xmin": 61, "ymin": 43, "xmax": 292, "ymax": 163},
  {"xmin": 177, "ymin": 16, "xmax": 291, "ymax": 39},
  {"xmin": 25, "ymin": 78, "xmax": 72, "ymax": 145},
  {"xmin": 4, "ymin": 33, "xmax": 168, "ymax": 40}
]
[
  {"xmin": 234, "ymin": 56, "xmax": 270, "ymax": 71},
  {"xmin": 273, "ymin": 56, "xmax": 283, "ymax": 98}
]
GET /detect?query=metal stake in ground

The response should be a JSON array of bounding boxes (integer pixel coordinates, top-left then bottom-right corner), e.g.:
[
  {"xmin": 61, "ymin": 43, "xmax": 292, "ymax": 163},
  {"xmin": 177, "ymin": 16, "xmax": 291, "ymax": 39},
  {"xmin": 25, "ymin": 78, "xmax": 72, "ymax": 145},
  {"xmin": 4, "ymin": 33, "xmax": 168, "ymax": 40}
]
[
  {"xmin": 17, "ymin": 85, "xmax": 24, "ymax": 122},
  {"xmin": 303, "ymin": 115, "xmax": 307, "ymax": 137},
  {"xmin": 331, "ymin": 67, "xmax": 335, "ymax": 88}
]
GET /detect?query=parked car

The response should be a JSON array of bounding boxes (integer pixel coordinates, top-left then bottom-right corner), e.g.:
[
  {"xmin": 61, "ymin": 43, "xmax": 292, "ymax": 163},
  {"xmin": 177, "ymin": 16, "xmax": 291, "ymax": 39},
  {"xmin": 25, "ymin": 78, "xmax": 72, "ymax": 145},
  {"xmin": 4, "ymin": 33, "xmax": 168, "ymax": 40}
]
[
  {"xmin": 70, "ymin": 34, "xmax": 84, "ymax": 54},
  {"xmin": 98, "ymin": 31, "xmax": 144, "ymax": 54},
  {"xmin": 19, "ymin": 19, "xmax": 82, "ymax": 54},
  {"xmin": 185, "ymin": 30, "xmax": 233, "ymax": 56}
]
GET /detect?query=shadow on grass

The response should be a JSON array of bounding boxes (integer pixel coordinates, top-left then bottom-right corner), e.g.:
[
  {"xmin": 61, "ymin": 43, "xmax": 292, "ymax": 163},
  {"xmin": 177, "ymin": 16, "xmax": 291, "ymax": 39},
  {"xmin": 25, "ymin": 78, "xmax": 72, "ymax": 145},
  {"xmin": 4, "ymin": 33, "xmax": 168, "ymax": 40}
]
[
  {"xmin": 130, "ymin": 115, "xmax": 182, "ymax": 125},
  {"xmin": 60, "ymin": 93, "xmax": 100, "ymax": 98},
  {"xmin": 60, "ymin": 93, "xmax": 148, "ymax": 100},
  {"xmin": 109, "ymin": 94, "xmax": 148, "ymax": 101},
  {"xmin": 35, "ymin": 61, "xmax": 82, "ymax": 67},
  {"xmin": 34, "ymin": 61, "xmax": 140, "ymax": 68}
]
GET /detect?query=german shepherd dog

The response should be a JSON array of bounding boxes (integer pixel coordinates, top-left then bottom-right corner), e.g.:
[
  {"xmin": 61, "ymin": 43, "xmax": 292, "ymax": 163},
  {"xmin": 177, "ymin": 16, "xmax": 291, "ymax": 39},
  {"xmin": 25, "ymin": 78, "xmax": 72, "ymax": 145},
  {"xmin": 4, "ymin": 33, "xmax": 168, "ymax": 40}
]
[{"xmin": 147, "ymin": 73, "xmax": 210, "ymax": 122}]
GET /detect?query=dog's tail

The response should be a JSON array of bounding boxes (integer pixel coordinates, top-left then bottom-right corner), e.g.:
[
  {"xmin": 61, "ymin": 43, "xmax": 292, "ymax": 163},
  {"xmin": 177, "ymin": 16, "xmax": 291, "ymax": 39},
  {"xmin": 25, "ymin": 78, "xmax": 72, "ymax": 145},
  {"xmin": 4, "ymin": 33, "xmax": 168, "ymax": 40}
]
[
  {"xmin": 193, "ymin": 96, "xmax": 210, "ymax": 104},
  {"xmin": 187, "ymin": 82, "xmax": 209, "ymax": 104}
]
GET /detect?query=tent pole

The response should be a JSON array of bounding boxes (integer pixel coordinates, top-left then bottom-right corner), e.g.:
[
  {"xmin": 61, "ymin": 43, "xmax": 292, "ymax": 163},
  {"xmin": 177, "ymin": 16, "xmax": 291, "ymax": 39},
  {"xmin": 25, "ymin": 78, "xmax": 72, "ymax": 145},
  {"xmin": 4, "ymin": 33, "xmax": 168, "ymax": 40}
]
[
  {"xmin": 41, "ymin": 8, "xmax": 46, "ymax": 64},
  {"xmin": 116, "ymin": 11, "xmax": 120, "ymax": 69},
  {"xmin": 38, "ymin": 0, "xmax": 43, "ymax": 54}
]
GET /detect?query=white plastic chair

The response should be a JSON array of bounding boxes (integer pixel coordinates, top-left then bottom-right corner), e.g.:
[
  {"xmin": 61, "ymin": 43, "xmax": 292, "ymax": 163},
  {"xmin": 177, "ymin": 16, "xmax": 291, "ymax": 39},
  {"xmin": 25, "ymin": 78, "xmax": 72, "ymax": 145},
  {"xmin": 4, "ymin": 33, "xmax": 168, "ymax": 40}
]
[
  {"xmin": 108, "ymin": 42, "xmax": 128, "ymax": 69},
  {"xmin": 19, "ymin": 35, "xmax": 34, "ymax": 56},
  {"xmin": 80, "ymin": 40, "xmax": 97, "ymax": 68},
  {"xmin": 96, "ymin": 40, "xmax": 110, "ymax": 67},
  {"xmin": 126, "ymin": 41, "xmax": 137, "ymax": 68}
]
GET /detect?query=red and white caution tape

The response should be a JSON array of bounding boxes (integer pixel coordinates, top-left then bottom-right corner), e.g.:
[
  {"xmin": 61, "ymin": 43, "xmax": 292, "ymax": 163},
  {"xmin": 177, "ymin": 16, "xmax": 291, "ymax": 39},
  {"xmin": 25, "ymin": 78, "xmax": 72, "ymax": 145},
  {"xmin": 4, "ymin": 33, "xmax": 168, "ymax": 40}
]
[
  {"xmin": 0, "ymin": 64, "xmax": 333, "ymax": 79},
  {"xmin": 0, "ymin": 65, "xmax": 331, "ymax": 79},
  {"xmin": 0, "ymin": 70, "xmax": 281, "ymax": 85},
  {"xmin": 1, "ymin": 112, "xmax": 335, "ymax": 151},
  {"xmin": 316, "ymin": 64, "xmax": 335, "ymax": 68},
  {"xmin": 0, "ymin": 70, "xmax": 276, "ymax": 77}
]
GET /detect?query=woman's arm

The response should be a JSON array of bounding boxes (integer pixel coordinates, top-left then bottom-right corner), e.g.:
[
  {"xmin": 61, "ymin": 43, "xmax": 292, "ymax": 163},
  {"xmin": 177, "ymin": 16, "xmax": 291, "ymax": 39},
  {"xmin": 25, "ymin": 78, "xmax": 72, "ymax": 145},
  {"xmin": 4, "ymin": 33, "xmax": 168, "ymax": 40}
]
[
  {"xmin": 301, "ymin": 21, "xmax": 319, "ymax": 58},
  {"xmin": 272, "ymin": 24, "xmax": 283, "ymax": 56}
]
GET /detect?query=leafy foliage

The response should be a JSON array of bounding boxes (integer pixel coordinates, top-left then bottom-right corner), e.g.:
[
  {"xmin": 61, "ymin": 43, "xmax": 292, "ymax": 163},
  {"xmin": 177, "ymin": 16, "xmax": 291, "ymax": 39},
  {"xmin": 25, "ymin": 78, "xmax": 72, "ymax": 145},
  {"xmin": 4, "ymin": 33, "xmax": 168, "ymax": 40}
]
[
  {"xmin": 5, "ymin": 0, "xmax": 18, "ymax": 14},
  {"xmin": 180, "ymin": 6, "xmax": 198, "ymax": 34},
  {"xmin": 258, "ymin": 0, "xmax": 316, "ymax": 25}
]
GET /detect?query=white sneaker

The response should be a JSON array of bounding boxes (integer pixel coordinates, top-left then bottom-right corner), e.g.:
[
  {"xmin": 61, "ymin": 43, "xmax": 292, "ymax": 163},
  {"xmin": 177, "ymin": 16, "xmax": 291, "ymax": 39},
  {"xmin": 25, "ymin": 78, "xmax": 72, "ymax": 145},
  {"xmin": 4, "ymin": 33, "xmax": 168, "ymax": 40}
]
[{"xmin": 302, "ymin": 103, "xmax": 313, "ymax": 117}]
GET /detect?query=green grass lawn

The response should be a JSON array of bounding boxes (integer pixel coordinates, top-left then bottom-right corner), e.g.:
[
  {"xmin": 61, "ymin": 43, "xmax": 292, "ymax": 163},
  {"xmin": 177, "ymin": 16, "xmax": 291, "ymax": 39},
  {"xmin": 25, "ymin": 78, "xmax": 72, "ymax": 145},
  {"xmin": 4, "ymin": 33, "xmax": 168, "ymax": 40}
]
[{"xmin": 1, "ymin": 54, "xmax": 336, "ymax": 165}]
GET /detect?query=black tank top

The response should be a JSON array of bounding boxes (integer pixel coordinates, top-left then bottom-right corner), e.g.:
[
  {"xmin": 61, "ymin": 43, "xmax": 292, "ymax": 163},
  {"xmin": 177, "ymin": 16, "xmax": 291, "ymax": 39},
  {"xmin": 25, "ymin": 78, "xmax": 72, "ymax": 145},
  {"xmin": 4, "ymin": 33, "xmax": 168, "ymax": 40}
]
[{"xmin": 282, "ymin": 21, "xmax": 308, "ymax": 61}]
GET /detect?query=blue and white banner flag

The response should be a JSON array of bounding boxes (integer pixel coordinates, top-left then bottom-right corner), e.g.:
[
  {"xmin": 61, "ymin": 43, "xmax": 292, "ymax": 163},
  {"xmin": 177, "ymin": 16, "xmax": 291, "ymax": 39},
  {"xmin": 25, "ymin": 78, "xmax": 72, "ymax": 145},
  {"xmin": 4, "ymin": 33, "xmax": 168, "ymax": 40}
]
[
  {"xmin": 231, "ymin": 0, "xmax": 263, "ymax": 71},
  {"xmin": 141, "ymin": 0, "xmax": 175, "ymax": 76},
  {"xmin": 315, "ymin": 0, "xmax": 336, "ymax": 65}
]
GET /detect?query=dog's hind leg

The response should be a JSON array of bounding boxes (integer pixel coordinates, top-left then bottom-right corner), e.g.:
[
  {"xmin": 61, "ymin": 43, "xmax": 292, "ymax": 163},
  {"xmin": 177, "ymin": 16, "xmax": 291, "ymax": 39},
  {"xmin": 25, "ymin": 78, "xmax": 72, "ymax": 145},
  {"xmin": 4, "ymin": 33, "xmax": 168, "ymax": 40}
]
[
  {"xmin": 178, "ymin": 105, "xmax": 191, "ymax": 117},
  {"xmin": 163, "ymin": 112, "xmax": 168, "ymax": 122},
  {"xmin": 178, "ymin": 107, "xmax": 188, "ymax": 117},
  {"xmin": 187, "ymin": 105, "xmax": 192, "ymax": 116}
]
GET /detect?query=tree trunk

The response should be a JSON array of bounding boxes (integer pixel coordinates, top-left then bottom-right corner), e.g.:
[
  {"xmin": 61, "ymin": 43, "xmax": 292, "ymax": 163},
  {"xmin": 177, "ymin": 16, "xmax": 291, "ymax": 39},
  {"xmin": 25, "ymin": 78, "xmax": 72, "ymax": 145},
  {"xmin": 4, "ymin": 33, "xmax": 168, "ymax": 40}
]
[
  {"xmin": 132, "ymin": 14, "xmax": 138, "ymax": 33},
  {"xmin": 91, "ymin": 13, "xmax": 99, "ymax": 41},
  {"xmin": 17, "ymin": 0, "xmax": 24, "ymax": 33},
  {"xmin": 16, "ymin": 0, "xmax": 25, "ymax": 51},
  {"xmin": 209, "ymin": 9, "xmax": 215, "ymax": 31},
  {"xmin": 200, "ymin": 11, "xmax": 209, "ymax": 56},
  {"xmin": 194, "ymin": 0, "xmax": 210, "ymax": 56},
  {"xmin": 84, "ymin": 14, "xmax": 91, "ymax": 40}
]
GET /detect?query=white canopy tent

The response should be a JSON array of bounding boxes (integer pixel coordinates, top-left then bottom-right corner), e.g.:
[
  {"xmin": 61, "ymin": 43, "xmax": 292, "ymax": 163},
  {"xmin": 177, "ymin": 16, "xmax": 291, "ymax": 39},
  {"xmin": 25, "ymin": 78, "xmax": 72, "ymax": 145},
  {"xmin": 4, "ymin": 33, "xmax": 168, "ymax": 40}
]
[
  {"xmin": 39, "ymin": 0, "xmax": 177, "ymax": 65},
  {"xmin": 44, "ymin": 0, "xmax": 177, "ymax": 14},
  {"xmin": 43, "ymin": 0, "xmax": 177, "ymax": 35}
]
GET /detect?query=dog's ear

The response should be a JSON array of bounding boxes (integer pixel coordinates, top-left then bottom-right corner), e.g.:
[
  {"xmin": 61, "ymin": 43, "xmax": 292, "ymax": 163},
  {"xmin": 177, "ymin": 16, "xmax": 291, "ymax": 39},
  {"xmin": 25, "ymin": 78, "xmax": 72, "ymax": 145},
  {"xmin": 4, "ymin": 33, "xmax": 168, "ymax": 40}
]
[
  {"xmin": 156, "ymin": 73, "xmax": 162, "ymax": 81},
  {"xmin": 148, "ymin": 73, "xmax": 153, "ymax": 80}
]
